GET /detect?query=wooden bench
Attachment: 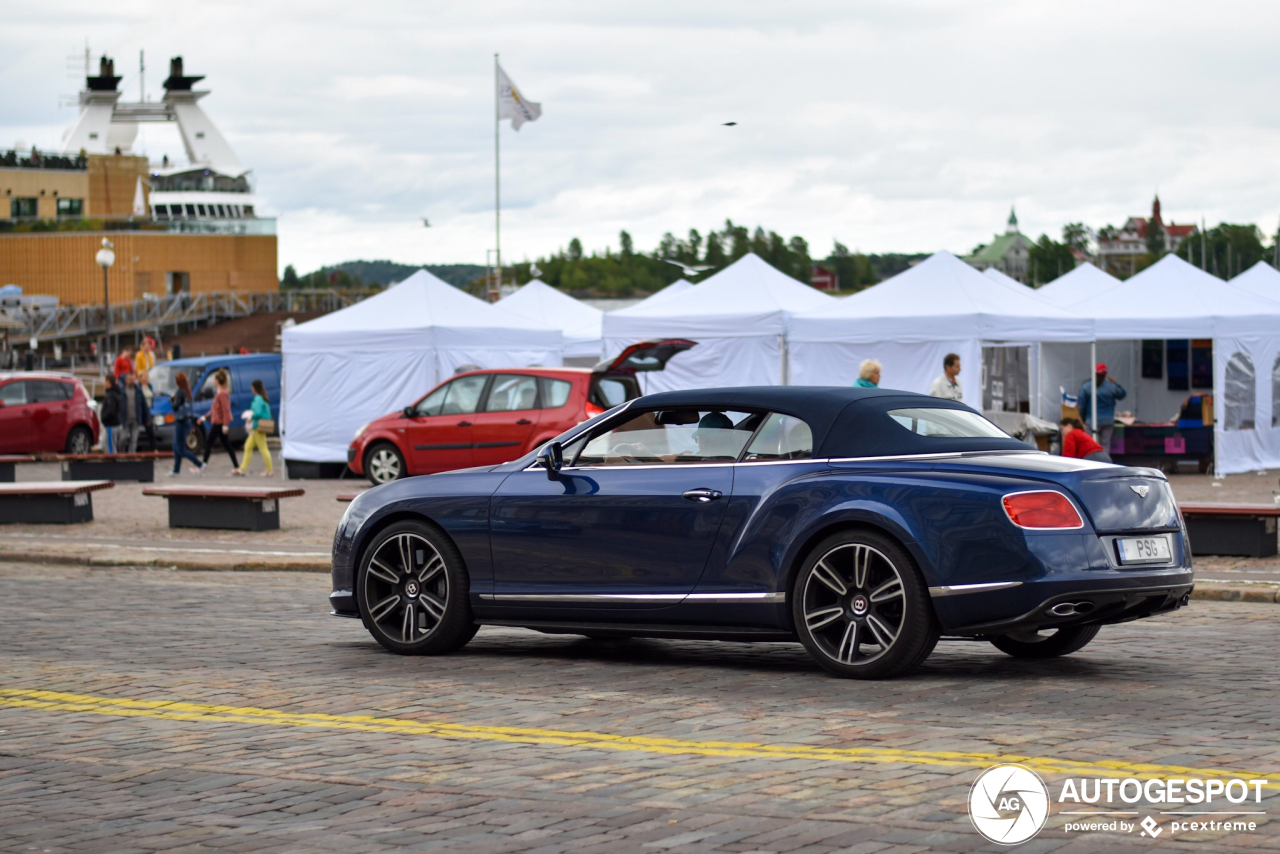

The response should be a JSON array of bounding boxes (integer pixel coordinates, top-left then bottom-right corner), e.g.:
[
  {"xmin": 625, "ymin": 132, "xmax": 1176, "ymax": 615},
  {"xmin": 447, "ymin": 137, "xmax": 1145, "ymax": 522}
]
[
  {"xmin": 142, "ymin": 485, "xmax": 306, "ymax": 531},
  {"xmin": 46, "ymin": 451, "xmax": 170, "ymax": 483},
  {"xmin": 0, "ymin": 455, "xmax": 35, "ymax": 483},
  {"xmin": 1180, "ymin": 503, "xmax": 1280, "ymax": 558},
  {"xmin": 336, "ymin": 492, "xmax": 366, "ymax": 502},
  {"xmin": 0, "ymin": 480, "xmax": 114, "ymax": 524}
]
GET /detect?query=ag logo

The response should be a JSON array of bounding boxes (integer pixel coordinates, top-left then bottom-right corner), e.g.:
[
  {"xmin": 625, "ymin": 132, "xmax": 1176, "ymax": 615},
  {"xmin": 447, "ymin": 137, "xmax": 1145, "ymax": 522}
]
[{"xmin": 969, "ymin": 764, "xmax": 1050, "ymax": 845}]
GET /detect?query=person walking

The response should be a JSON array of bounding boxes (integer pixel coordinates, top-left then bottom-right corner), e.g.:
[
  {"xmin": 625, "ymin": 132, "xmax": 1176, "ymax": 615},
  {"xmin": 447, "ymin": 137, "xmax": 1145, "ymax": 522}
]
[
  {"xmin": 168, "ymin": 372, "xmax": 206, "ymax": 477},
  {"xmin": 854, "ymin": 359, "xmax": 882, "ymax": 388},
  {"xmin": 112, "ymin": 346, "xmax": 134, "ymax": 381},
  {"xmin": 119, "ymin": 372, "xmax": 148, "ymax": 453},
  {"xmin": 1059, "ymin": 417, "xmax": 1112, "ymax": 463},
  {"xmin": 100, "ymin": 374, "xmax": 122, "ymax": 454},
  {"xmin": 928, "ymin": 353, "xmax": 963, "ymax": 401},
  {"xmin": 1077, "ymin": 363, "xmax": 1127, "ymax": 453},
  {"xmin": 137, "ymin": 369, "xmax": 158, "ymax": 451},
  {"xmin": 134, "ymin": 336, "xmax": 156, "ymax": 377},
  {"xmin": 234, "ymin": 379, "xmax": 274, "ymax": 478},
  {"xmin": 198, "ymin": 370, "xmax": 239, "ymax": 470}
]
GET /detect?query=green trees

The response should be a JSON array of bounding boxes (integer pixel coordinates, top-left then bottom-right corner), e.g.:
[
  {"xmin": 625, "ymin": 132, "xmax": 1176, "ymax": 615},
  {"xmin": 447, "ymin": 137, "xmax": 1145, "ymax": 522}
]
[
  {"xmin": 1176, "ymin": 223, "xmax": 1266, "ymax": 278},
  {"xmin": 1028, "ymin": 230, "xmax": 1078, "ymax": 284}
]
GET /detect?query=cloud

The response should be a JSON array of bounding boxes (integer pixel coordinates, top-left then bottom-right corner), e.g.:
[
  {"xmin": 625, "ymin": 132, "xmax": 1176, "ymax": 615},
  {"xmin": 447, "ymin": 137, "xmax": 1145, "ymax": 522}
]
[{"xmin": 3, "ymin": 0, "xmax": 1279, "ymax": 274}]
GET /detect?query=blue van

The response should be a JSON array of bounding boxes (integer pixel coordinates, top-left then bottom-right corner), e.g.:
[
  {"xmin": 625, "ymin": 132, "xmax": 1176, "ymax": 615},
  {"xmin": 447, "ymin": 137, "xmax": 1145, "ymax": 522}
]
[{"xmin": 147, "ymin": 353, "xmax": 282, "ymax": 453}]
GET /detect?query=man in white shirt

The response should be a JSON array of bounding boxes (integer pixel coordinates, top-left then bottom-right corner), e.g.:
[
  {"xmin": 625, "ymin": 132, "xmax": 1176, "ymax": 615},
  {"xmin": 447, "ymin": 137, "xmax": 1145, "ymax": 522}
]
[{"xmin": 929, "ymin": 353, "xmax": 962, "ymax": 401}]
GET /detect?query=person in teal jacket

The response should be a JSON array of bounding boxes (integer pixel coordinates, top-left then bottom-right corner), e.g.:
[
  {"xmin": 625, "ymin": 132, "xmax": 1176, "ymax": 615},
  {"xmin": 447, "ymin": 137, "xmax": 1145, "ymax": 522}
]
[
  {"xmin": 234, "ymin": 379, "xmax": 274, "ymax": 477},
  {"xmin": 854, "ymin": 359, "xmax": 882, "ymax": 388}
]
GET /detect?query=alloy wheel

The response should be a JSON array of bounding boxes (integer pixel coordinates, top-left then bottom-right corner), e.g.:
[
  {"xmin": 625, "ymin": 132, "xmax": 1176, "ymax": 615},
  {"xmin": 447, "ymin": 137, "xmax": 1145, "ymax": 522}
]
[
  {"xmin": 361, "ymin": 532, "xmax": 449, "ymax": 644},
  {"xmin": 369, "ymin": 448, "xmax": 402, "ymax": 483},
  {"xmin": 801, "ymin": 543, "xmax": 906, "ymax": 666}
]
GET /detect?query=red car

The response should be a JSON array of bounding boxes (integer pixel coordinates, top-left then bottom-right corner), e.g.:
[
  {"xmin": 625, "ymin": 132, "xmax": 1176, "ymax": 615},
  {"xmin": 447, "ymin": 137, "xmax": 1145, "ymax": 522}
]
[
  {"xmin": 348, "ymin": 340, "xmax": 693, "ymax": 484},
  {"xmin": 0, "ymin": 371, "xmax": 100, "ymax": 454}
]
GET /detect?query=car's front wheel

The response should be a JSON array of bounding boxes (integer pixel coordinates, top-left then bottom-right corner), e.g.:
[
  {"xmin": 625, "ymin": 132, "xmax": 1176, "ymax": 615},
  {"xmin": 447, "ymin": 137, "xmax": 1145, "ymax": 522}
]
[
  {"xmin": 365, "ymin": 443, "xmax": 406, "ymax": 485},
  {"xmin": 793, "ymin": 530, "xmax": 939, "ymax": 679},
  {"xmin": 357, "ymin": 520, "xmax": 477, "ymax": 655},
  {"xmin": 989, "ymin": 625, "xmax": 1100, "ymax": 659}
]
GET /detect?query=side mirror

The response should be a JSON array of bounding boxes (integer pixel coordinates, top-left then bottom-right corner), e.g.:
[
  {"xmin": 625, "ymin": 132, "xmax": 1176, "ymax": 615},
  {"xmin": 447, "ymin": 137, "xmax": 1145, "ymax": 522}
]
[
  {"xmin": 536, "ymin": 441, "xmax": 563, "ymax": 479},
  {"xmin": 402, "ymin": 406, "xmax": 414, "ymax": 418}
]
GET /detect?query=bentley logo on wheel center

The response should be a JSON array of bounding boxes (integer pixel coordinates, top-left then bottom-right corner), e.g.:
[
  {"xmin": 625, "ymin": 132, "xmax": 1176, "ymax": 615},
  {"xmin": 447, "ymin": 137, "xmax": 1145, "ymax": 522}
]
[{"xmin": 969, "ymin": 764, "xmax": 1050, "ymax": 845}]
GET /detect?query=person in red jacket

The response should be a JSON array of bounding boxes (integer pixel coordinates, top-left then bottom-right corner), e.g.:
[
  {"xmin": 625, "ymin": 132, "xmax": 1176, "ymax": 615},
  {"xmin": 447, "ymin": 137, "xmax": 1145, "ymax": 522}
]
[
  {"xmin": 196, "ymin": 369, "xmax": 238, "ymax": 471},
  {"xmin": 112, "ymin": 346, "xmax": 134, "ymax": 380},
  {"xmin": 1060, "ymin": 417, "xmax": 1111, "ymax": 463}
]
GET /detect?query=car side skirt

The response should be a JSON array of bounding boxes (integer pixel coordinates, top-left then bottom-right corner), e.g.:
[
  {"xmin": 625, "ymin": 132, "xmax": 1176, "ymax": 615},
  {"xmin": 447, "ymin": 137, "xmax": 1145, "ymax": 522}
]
[{"xmin": 479, "ymin": 619, "xmax": 796, "ymax": 643}]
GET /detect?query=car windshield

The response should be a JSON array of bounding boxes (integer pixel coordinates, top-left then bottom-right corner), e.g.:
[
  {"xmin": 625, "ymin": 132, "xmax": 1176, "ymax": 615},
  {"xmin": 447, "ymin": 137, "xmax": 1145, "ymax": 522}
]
[
  {"xmin": 887, "ymin": 407, "xmax": 1009, "ymax": 439},
  {"xmin": 148, "ymin": 364, "xmax": 207, "ymax": 395}
]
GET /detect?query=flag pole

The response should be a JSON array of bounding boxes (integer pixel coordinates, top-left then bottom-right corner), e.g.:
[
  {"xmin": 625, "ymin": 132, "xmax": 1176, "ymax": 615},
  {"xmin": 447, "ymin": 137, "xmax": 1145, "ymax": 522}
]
[{"xmin": 493, "ymin": 53, "xmax": 501, "ymax": 303}]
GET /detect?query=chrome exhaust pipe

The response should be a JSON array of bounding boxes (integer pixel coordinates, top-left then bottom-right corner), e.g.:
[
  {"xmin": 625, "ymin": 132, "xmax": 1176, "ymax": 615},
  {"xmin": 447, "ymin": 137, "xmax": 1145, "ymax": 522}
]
[{"xmin": 1048, "ymin": 602, "xmax": 1078, "ymax": 617}]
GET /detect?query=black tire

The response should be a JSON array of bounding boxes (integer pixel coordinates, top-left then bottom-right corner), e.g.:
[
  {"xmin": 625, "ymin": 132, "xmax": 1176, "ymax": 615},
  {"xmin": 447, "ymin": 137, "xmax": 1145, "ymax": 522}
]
[
  {"xmin": 65, "ymin": 425, "xmax": 93, "ymax": 454},
  {"xmin": 989, "ymin": 625, "xmax": 1100, "ymax": 659},
  {"xmin": 186, "ymin": 425, "xmax": 205, "ymax": 457},
  {"xmin": 365, "ymin": 443, "xmax": 406, "ymax": 485},
  {"xmin": 357, "ymin": 519, "xmax": 477, "ymax": 655},
  {"xmin": 792, "ymin": 529, "xmax": 939, "ymax": 679}
]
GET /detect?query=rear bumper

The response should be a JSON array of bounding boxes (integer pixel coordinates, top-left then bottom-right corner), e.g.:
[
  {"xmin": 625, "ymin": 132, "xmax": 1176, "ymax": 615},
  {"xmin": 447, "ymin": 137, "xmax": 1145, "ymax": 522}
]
[
  {"xmin": 943, "ymin": 572, "xmax": 1194, "ymax": 636},
  {"xmin": 329, "ymin": 589, "xmax": 358, "ymax": 617}
]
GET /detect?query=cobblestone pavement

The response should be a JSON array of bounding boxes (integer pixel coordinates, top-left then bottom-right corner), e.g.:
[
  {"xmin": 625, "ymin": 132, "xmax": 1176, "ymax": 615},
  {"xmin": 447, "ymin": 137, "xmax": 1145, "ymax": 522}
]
[{"xmin": 1, "ymin": 563, "xmax": 1278, "ymax": 853}]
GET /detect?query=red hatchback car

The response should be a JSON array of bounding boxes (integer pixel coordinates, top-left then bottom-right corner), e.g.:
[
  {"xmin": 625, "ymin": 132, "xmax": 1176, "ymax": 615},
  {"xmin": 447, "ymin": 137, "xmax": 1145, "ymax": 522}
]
[
  {"xmin": 0, "ymin": 371, "xmax": 100, "ymax": 454},
  {"xmin": 348, "ymin": 340, "xmax": 693, "ymax": 484}
]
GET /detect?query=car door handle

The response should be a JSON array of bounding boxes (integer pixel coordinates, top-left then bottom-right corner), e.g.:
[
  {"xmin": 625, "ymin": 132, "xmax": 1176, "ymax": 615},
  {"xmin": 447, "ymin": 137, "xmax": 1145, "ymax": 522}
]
[
  {"xmin": 516, "ymin": 419, "xmax": 532, "ymax": 425},
  {"xmin": 456, "ymin": 421, "xmax": 472, "ymax": 427},
  {"xmin": 682, "ymin": 488, "xmax": 723, "ymax": 502}
]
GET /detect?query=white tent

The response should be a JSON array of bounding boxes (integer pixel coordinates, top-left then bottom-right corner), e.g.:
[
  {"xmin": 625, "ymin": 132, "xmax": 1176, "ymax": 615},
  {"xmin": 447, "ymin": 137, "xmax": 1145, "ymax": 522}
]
[
  {"xmin": 1045, "ymin": 254, "xmax": 1280, "ymax": 474},
  {"xmin": 1230, "ymin": 261, "xmax": 1280, "ymax": 300},
  {"xmin": 1033, "ymin": 262, "xmax": 1124, "ymax": 308},
  {"xmin": 633, "ymin": 278, "xmax": 693, "ymax": 309},
  {"xmin": 788, "ymin": 251, "xmax": 1093, "ymax": 401},
  {"xmin": 983, "ymin": 267, "xmax": 1026, "ymax": 291},
  {"xmin": 498, "ymin": 279, "xmax": 603, "ymax": 361},
  {"xmin": 282, "ymin": 270, "xmax": 563, "ymax": 463},
  {"xmin": 602, "ymin": 254, "xmax": 834, "ymax": 392}
]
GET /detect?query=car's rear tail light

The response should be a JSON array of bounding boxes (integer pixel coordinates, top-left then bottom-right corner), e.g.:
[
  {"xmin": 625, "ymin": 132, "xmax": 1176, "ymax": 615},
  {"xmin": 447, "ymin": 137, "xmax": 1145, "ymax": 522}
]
[
  {"xmin": 1002, "ymin": 491, "xmax": 1083, "ymax": 529},
  {"xmin": 584, "ymin": 401, "xmax": 605, "ymax": 418}
]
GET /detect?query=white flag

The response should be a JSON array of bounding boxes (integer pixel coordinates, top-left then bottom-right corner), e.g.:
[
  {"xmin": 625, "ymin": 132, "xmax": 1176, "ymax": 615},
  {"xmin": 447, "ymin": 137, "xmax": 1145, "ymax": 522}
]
[
  {"xmin": 132, "ymin": 176, "xmax": 148, "ymax": 216},
  {"xmin": 497, "ymin": 64, "xmax": 541, "ymax": 131}
]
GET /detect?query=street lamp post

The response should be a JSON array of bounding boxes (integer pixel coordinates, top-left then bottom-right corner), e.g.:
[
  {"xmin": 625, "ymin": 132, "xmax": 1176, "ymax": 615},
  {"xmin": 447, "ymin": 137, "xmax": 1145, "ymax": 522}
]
[{"xmin": 95, "ymin": 238, "xmax": 115, "ymax": 368}]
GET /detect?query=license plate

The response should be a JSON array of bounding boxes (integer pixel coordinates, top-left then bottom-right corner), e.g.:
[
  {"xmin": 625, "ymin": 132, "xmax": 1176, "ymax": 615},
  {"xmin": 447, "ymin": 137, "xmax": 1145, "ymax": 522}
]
[
  {"xmin": 1116, "ymin": 535, "xmax": 1172, "ymax": 564},
  {"xmin": 153, "ymin": 415, "xmax": 166, "ymax": 426}
]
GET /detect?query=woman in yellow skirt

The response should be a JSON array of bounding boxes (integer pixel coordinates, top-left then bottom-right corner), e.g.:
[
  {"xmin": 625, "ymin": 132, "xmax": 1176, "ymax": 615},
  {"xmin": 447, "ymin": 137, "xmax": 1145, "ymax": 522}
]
[{"xmin": 234, "ymin": 379, "xmax": 274, "ymax": 477}]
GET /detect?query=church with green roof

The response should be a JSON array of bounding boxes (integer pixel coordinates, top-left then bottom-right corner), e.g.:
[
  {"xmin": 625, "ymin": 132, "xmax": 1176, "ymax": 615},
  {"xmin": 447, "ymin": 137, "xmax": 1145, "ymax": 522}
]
[{"xmin": 964, "ymin": 208, "xmax": 1033, "ymax": 283}]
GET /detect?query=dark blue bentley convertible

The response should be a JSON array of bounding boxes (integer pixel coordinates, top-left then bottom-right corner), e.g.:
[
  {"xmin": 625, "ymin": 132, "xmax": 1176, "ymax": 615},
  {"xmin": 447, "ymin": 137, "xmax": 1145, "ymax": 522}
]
[{"xmin": 330, "ymin": 387, "xmax": 1193, "ymax": 679}]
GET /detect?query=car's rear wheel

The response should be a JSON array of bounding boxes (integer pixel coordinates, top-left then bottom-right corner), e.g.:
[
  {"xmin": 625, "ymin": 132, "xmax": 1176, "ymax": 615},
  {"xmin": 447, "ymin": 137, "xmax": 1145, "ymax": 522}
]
[
  {"xmin": 793, "ymin": 530, "xmax": 939, "ymax": 679},
  {"xmin": 186, "ymin": 424, "xmax": 205, "ymax": 456},
  {"xmin": 989, "ymin": 625, "xmax": 1100, "ymax": 659},
  {"xmin": 357, "ymin": 520, "xmax": 477, "ymax": 655},
  {"xmin": 65, "ymin": 425, "xmax": 93, "ymax": 454},
  {"xmin": 366, "ymin": 443, "xmax": 405, "ymax": 485}
]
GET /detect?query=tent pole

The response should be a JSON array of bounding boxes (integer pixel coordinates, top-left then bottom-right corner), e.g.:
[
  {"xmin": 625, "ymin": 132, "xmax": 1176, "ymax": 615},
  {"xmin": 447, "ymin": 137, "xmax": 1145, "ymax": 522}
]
[
  {"xmin": 780, "ymin": 334, "xmax": 788, "ymax": 386},
  {"xmin": 1090, "ymin": 341, "xmax": 1098, "ymax": 435}
]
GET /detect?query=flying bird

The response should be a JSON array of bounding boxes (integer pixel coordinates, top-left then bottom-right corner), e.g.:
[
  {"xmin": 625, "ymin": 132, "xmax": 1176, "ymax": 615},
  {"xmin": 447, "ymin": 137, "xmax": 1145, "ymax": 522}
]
[
  {"xmin": 722, "ymin": 122, "xmax": 737, "ymax": 126},
  {"xmin": 664, "ymin": 259, "xmax": 714, "ymax": 277},
  {"xmin": 529, "ymin": 263, "xmax": 543, "ymax": 278}
]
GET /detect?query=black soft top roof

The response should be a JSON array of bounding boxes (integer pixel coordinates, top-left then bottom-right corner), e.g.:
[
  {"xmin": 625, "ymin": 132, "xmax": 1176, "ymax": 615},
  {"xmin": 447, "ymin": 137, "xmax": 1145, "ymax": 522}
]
[{"xmin": 635, "ymin": 386, "xmax": 1031, "ymax": 458}]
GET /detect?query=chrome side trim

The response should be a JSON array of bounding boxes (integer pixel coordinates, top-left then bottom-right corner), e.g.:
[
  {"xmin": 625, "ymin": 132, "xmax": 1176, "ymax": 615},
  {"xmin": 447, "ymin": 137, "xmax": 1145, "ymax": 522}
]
[
  {"xmin": 686, "ymin": 592, "xmax": 785, "ymax": 603},
  {"xmin": 928, "ymin": 581, "xmax": 1023, "ymax": 598},
  {"xmin": 518, "ymin": 447, "xmax": 1044, "ymax": 473},
  {"xmin": 477, "ymin": 591, "xmax": 785, "ymax": 603},
  {"xmin": 828, "ymin": 450, "xmax": 1042, "ymax": 464}
]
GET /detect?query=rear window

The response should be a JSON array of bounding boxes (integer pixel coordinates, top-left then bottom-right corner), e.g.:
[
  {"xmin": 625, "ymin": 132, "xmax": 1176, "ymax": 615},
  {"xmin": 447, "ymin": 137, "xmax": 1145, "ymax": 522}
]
[
  {"xmin": 540, "ymin": 378, "xmax": 573, "ymax": 409},
  {"xmin": 590, "ymin": 376, "xmax": 636, "ymax": 409},
  {"xmin": 149, "ymin": 364, "xmax": 207, "ymax": 395},
  {"xmin": 888, "ymin": 408, "xmax": 1008, "ymax": 439}
]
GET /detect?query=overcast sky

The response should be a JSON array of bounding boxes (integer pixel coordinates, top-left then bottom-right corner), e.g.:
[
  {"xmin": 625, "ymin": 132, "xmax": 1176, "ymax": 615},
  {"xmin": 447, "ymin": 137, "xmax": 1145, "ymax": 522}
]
[{"xmin": 5, "ymin": 1, "xmax": 1280, "ymax": 274}]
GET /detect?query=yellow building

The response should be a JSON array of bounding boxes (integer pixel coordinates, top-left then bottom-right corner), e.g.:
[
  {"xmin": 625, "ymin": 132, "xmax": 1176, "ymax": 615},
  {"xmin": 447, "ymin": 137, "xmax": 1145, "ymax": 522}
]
[{"xmin": 0, "ymin": 56, "xmax": 278, "ymax": 306}]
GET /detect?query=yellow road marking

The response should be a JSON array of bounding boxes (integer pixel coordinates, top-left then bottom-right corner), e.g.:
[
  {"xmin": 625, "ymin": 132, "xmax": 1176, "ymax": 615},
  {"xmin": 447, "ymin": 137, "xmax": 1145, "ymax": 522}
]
[{"xmin": 0, "ymin": 688, "xmax": 1275, "ymax": 788}]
